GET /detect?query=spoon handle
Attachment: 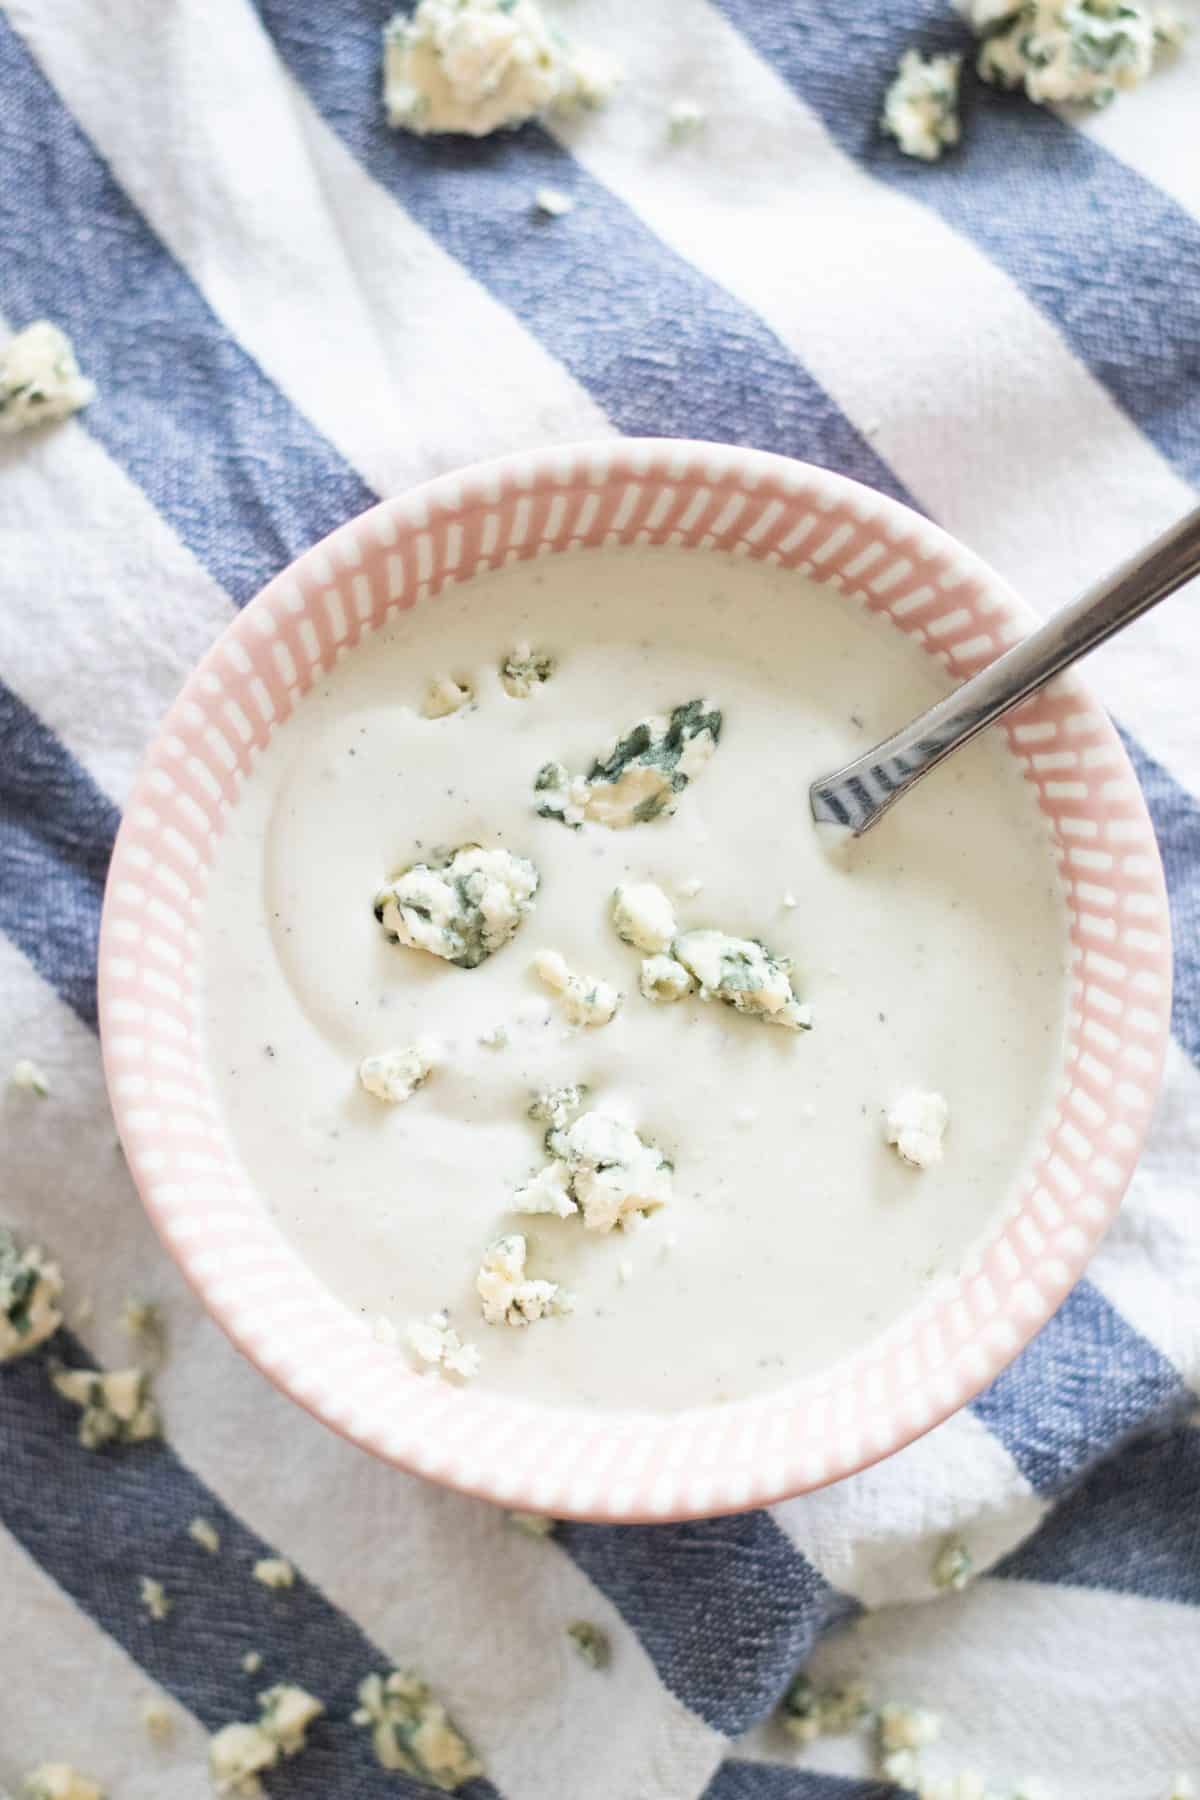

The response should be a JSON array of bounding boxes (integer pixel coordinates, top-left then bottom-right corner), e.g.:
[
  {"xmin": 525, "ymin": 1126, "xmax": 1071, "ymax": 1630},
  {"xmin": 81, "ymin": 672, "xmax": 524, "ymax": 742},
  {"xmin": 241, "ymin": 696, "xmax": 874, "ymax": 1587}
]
[{"xmin": 810, "ymin": 504, "xmax": 1200, "ymax": 838}]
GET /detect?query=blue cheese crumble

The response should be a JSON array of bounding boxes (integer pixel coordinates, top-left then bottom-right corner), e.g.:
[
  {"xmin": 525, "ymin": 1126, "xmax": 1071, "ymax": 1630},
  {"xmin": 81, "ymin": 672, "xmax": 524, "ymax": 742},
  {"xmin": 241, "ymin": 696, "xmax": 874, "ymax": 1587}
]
[
  {"xmin": 359, "ymin": 1041, "xmax": 439, "ymax": 1104},
  {"xmin": 189, "ymin": 1516, "xmax": 221, "ymax": 1554},
  {"xmin": 383, "ymin": 0, "xmax": 617, "ymax": 138},
  {"xmin": 610, "ymin": 885, "xmax": 811, "ymax": 1028},
  {"xmin": 22, "ymin": 1769, "xmax": 104, "ymax": 1800},
  {"xmin": 508, "ymin": 1509, "xmax": 556, "ymax": 1537},
  {"xmin": 209, "ymin": 1686, "xmax": 324, "ymax": 1799},
  {"xmin": 612, "ymin": 882, "xmax": 678, "ymax": 953},
  {"xmin": 0, "ymin": 322, "xmax": 94, "ymax": 436},
  {"xmin": 139, "ymin": 1576, "xmax": 171, "ymax": 1622},
  {"xmin": 422, "ymin": 676, "xmax": 474, "ymax": 718},
  {"xmin": 253, "ymin": 1557, "xmax": 295, "ymax": 1590},
  {"xmin": 51, "ymin": 1364, "xmax": 159, "ymax": 1448},
  {"xmin": 876, "ymin": 1701, "xmax": 941, "ymax": 1788},
  {"xmin": 11, "ymin": 1057, "xmax": 49, "ymax": 1096},
  {"xmin": 406, "ymin": 1310, "xmax": 481, "ymax": 1378},
  {"xmin": 375, "ymin": 844, "xmax": 539, "ymax": 968},
  {"xmin": 0, "ymin": 1226, "xmax": 63, "ymax": 1361},
  {"xmin": 535, "ymin": 699, "xmax": 722, "ymax": 828},
  {"xmin": 477, "ymin": 1233, "xmax": 570, "ymax": 1324},
  {"xmin": 882, "ymin": 49, "xmax": 962, "ymax": 158},
  {"xmin": 518, "ymin": 1108, "xmax": 673, "ymax": 1234},
  {"xmin": 501, "ymin": 644, "xmax": 555, "ymax": 695},
  {"xmin": 885, "ymin": 1090, "xmax": 949, "ymax": 1168},
  {"xmin": 779, "ymin": 1673, "xmax": 871, "ymax": 1744},
  {"xmin": 532, "ymin": 949, "xmax": 621, "ymax": 1026},
  {"xmin": 639, "ymin": 953, "xmax": 694, "ymax": 1003},
  {"xmin": 354, "ymin": 1671, "xmax": 482, "ymax": 1789},
  {"xmin": 970, "ymin": 0, "xmax": 1178, "ymax": 105},
  {"xmin": 672, "ymin": 929, "xmax": 812, "ymax": 1030}
]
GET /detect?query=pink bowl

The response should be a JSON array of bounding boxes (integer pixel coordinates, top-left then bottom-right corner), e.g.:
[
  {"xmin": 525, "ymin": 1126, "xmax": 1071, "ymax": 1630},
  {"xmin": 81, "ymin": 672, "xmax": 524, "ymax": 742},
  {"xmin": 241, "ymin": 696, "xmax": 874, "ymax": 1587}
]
[{"xmin": 98, "ymin": 440, "xmax": 1172, "ymax": 1522}]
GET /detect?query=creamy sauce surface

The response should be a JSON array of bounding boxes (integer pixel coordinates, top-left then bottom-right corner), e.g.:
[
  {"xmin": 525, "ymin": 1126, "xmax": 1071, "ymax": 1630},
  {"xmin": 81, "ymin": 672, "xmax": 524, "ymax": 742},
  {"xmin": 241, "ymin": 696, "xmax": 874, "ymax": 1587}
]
[{"xmin": 201, "ymin": 547, "xmax": 1070, "ymax": 1413}]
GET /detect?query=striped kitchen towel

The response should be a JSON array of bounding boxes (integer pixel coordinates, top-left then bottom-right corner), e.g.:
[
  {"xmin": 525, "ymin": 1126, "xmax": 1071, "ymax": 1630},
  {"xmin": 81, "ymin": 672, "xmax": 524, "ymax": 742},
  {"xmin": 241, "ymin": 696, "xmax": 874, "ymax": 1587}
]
[{"xmin": 1, "ymin": 2, "xmax": 1197, "ymax": 1796}]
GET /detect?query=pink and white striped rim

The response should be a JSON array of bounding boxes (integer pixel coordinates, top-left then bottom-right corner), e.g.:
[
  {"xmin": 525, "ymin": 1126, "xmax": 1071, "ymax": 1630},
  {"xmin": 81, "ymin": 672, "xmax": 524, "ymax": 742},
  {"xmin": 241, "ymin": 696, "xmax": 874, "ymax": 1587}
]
[{"xmin": 98, "ymin": 440, "xmax": 1172, "ymax": 1522}]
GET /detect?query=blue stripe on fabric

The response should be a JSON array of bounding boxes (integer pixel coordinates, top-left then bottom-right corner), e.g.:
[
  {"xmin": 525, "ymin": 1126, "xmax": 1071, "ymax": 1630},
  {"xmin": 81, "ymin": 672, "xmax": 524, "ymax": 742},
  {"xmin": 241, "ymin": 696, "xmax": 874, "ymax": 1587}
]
[
  {"xmin": 995, "ymin": 1421, "xmax": 1200, "ymax": 1607},
  {"xmin": 2, "ymin": 1336, "xmax": 497, "ymax": 1800},
  {"xmin": 713, "ymin": 0, "xmax": 1200, "ymax": 489},
  {"xmin": 558, "ymin": 1514, "xmax": 857, "ymax": 1735},
  {"xmin": 969, "ymin": 1279, "xmax": 1188, "ymax": 1493},
  {"xmin": 0, "ymin": 678, "xmax": 116, "ymax": 1028},
  {"xmin": 0, "ymin": 14, "xmax": 375, "ymax": 607},
  {"xmin": 1120, "ymin": 729, "xmax": 1200, "ymax": 1064},
  {"xmin": 252, "ymin": 0, "xmax": 911, "ymax": 502},
  {"xmin": 704, "ymin": 1761, "xmax": 893, "ymax": 1800}
]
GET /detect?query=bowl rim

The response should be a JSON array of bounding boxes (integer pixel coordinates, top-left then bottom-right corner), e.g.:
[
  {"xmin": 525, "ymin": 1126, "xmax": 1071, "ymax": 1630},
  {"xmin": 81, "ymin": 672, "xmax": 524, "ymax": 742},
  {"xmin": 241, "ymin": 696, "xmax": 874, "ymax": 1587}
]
[{"xmin": 98, "ymin": 437, "xmax": 1173, "ymax": 1522}]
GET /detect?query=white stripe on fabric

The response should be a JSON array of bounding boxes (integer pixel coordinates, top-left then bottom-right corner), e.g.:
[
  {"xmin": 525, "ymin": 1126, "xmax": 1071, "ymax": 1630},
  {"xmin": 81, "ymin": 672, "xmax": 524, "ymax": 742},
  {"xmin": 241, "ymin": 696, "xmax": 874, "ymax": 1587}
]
[
  {"xmin": 551, "ymin": 0, "xmax": 1200, "ymax": 793},
  {"xmin": 5, "ymin": 0, "xmax": 609, "ymax": 503},
  {"xmin": 0, "ymin": 333, "xmax": 232, "ymax": 809},
  {"xmin": 0, "ymin": 940, "xmax": 725, "ymax": 1800},
  {"xmin": 1087, "ymin": 1038, "xmax": 1200, "ymax": 1392},
  {"xmin": 735, "ymin": 1577, "xmax": 1200, "ymax": 1797},
  {"xmin": 0, "ymin": 1526, "xmax": 210, "ymax": 1799},
  {"xmin": 1068, "ymin": 0, "xmax": 1200, "ymax": 221},
  {"xmin": 772, "ymin": 1409, "xmax": 1045, "ymax": 1609}
]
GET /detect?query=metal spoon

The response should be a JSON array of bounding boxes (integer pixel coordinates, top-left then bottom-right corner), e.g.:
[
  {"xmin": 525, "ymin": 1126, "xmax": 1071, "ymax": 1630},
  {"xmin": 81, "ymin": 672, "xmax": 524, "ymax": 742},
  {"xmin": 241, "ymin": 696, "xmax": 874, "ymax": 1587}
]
[{"xmin": 810, "ymin": 505, "xmax": 1200, "ymax": 838}]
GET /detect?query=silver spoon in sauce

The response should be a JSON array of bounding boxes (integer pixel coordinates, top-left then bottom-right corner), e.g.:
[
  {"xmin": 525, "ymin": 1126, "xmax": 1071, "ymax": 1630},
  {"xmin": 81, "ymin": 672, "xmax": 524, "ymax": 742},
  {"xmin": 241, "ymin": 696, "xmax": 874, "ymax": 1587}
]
[{"xmin": 810, "ymin": 505, "xmax": 1200, "ymax": 838}]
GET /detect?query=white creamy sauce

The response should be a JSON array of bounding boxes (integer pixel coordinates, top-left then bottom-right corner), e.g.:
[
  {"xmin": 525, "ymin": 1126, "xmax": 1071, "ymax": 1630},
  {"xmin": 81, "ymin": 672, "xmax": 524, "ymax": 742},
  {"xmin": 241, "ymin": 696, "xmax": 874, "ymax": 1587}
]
[{"xmin": 201, "ymin": 548, "xmax": 1069, "ymax": 1413}]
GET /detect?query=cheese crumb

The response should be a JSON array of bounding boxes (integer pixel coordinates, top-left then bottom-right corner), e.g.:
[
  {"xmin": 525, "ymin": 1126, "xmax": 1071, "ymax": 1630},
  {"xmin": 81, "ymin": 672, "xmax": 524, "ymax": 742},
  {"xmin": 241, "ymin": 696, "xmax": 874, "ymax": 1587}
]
[
  {"xmin": 405, "ymin": 1310, "xmax": 481, "ymax": 1379},
  {"xmin": 969, "ymin": 0, "xmax": 1175, "ymax": 106},
  {"xmin": 876, "ymin": 1701, "xmax": 941, "ymax": 1787},
  {"xmin": 1166, "ymin": 1778, "xmax": 1196, "ymax": 1800},
  {"xmin": 477, "ymin": 1233, "xmax": 569, "ymax": 1326},
  {"xmin": 567, "ymin": 1620, "xmax": 611, "ymax": 1668},
  {"xmin": 513, "ymin": 1158, "xmax": 576, "ymax": 1218},
  {"xmin": 882, "ymin": 48, "xmax": 961, "ymax": 160},
  {"xmin": 383, "ymin": 0, "xmax": 617, "ymax": 138},
  {"xmin": 667, "ymin": 98, "xmax": 706, "ymax": 139},
  {"xmin": 529, "ymin": 1084, "xmax": 587, "ymax": 1132},
  {"xmin": 22, "ymin": 1767, "xmax": 104, "ymax": 1800},
  {"xmin": 422, "ymin": 675, "xmax": 473, "ymax": 718},
  {"xmin": 532, "ymin": 949, "xmax": 621, "ymax": 1026},
  {"xmin": 612, "ymin": 882, "xmax": 678, "ymax": 953},
  {"xmin": 0, "ymin": 322, "xmax": 94, "ymax": 435},
  {"xmin": 535, "ymin": 699, "xmax": 722, "ymax": 829},
  {"xmin": 142, "ymin": 1698, "xmax": 175, "ymax": 1742},
  {"xmin": 189, "ymin": 1516, "xmax": 221, "ymax": 1555},
  {"xmin": 932, "ymin": 1534, "xmax": 973, "ymax": 1591},
  {"xmin": 885, "ymin": 1090, "xmax": 949, "ymax": 1168},
  {"xmin": 139, "ymin": 1576, "xmax": 171, "ymax": 1622},
  {"xmin": 639, "ymin": 953, "xmax": 695, "ymax": 1003},
  {"xmin": 479, "ymin": 1024, "xmax": 510, "ymax": 1049},
  {"xmin": 359, "ymin": 1041, "xmax": 439, "ymax": 1104},
  {"xmin": 534, "ymin": 186, "xmax": 574, "ymax": 217},
  {"xmin": 535, "ymin": 1110, "xmax": 672, "ymax": 1234},
  {"xmin": 779, "ymin": 1673, "xmax": 870, "ymax": 1744},
  {"xmin": 353, "ymin": 1670, "xmax": 483, "ymax": 1787},
  {"xmin": 11, "ymin": 1058, "xmax": 49, "ymax": 1096},
  {"xmin": 51, "ymin": 1364, "xmax": 159, "ymax": 1448},
  {"xmin": 252, "ymin": 1557, "xmax": 295, "ymax": 1590},
  {"xmin": 209, "ymin": 1686, "xmax": 323, "ymax": 1800},
  {"xmin": 0, "ymin": 1226, "xmax": 63, "ymax": 1362},
  {"xmin": 375, "ymin": 844, "xmax": 539, "ymax": 968},
  {"xmin": 501, "ymin": 645, "xmax": 555, "ymax": 695},
  {"xmin": 241, "ymin": 1652, "xmax": 264, "ymax": 1675},
  {"xmin": 672, "ymin": 929, "xmax": 812, "ymax": 1030}
]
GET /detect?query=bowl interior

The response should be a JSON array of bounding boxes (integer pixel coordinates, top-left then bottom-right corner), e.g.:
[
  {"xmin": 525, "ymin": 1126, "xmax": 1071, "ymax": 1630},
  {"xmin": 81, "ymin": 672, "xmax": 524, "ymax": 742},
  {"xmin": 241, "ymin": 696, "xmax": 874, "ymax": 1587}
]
[{"xmin": 98, "ymin": 441, "xmax": 1172, "ymax": 1522}]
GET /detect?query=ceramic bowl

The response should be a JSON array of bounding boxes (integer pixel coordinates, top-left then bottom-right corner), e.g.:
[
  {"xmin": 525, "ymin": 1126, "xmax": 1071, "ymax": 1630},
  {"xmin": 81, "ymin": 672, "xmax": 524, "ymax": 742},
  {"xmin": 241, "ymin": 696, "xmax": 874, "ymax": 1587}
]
[{"xmin": 98, "ymin": 440, "xmax": 1171, "ymax": 1522}]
